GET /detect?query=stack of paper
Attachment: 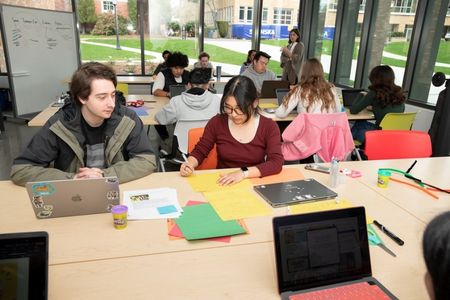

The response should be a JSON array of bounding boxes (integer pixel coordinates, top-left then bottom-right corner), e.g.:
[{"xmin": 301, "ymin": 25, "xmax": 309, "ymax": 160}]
[{"xmin": 123, "ymin": 188, "xmax": 182, "ymax": 220}]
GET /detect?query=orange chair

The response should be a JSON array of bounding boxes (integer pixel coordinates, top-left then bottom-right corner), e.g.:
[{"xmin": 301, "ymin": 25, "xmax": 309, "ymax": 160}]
[
  {"xmin": 365, "ymin": 130, "xmax": 432, "ymax": 160},
  {"xmin": 187, "ymin": 127, "xmax": 218, "ymax": 170}
]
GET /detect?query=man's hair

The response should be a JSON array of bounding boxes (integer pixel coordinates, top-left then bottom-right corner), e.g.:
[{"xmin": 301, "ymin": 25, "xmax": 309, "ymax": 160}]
[
  {"xmin": 162, "ymin": 50, "xmax": 171, "ymax": 57},
  {"xmin": 167, "ymin": 51, "xmax": 189, "ymax": 68},
  {"xmin": 70, "ymin": 62, "xmax": 116, "ymax": 106},
  {"xmin": 198, "ymin": 52, "xmax": 210, "ymax": 60},
  {"xmin": 253, "ymin": 51, "xmax": 271, "ymax": 62},
  {"xmin": 189, "ymin": 68, "xmax": 210, "ymax": 85}
]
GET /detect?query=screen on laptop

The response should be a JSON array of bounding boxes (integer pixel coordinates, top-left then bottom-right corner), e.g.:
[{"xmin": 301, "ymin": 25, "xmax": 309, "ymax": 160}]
[
  {"xmin": 273, "ymin": 207, "xmax": 371, "ymax": 293},
  {"xmin": 0, "ymin": 232, "xmax": 48, "ymax": 300}
]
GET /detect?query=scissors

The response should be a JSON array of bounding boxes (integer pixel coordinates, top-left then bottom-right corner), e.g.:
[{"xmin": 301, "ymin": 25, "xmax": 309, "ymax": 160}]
[{"xmin": 368, "ymin": 225, "xmax": 396, "ymax": 257}]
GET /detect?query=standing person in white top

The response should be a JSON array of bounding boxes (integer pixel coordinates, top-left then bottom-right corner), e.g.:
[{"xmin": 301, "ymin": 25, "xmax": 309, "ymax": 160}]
[
  {"xmin": 241, "ymin": 51, "xmax": 277, "ymax": 95},
  {"xmin": 280, "ymin": 29, "xmax": 304, "ymax": 85},
  {"xmin": 275, "ymin": 58, "xmax": 341, "ymax": 118}
]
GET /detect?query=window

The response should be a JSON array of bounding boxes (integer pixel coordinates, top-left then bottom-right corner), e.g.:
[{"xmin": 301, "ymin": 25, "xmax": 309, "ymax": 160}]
[
  {"xmin": 262, "ymin": 8, "xmax": 268, "ymax": 24},
  {"xmin": 247, "ymin": 7, "xmax": 253, "ymax": 23},
  {"xmin": 239, "ymin": 6, "xmax": 245, "ymax": 22},
  {"xmin": 391, "ymin": 0, "xmax": 417, "ymax": 14},
  {"xmin": 102, "ymin": 1, "xmax": 114, "ymax": 13},
  {"xmin": 273, "ymin": 8, "xmax": 292, "ymax": 25}
]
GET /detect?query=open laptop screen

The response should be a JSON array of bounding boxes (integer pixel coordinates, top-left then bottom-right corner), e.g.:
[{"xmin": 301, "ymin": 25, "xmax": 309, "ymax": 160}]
[
  {"xmin": 0, "ymin": 231, "xmax": 48, "ymax": 300},
  {"xmin": 273, "ymin": 207, "xmax": 371, "ymax": 293}
]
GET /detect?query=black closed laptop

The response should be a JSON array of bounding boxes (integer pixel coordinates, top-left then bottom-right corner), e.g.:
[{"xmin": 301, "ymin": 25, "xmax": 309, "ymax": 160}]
[
  {"xmin": 169, "ymin": 84, "xmax": 187, "ymax": 98},
  {"xmin": 341, "ymin": 88, "xmax": 365, "ymax": 108},
  {"xmin": 254, "ymin": 179, "xmax": 337, "ymax": 208},
  {"xmin": 273, "ymin": 207, "xmax": 397, "ymax": 299},
  {"xmin": 0, "ymin": 231, "xmax": 49, "ymax": 300}
]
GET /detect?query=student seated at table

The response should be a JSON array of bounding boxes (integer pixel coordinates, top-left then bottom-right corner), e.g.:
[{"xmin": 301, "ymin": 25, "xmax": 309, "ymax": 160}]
[
  {"xmin": 239, "ymin": 49, "xmax": 256, "ymax": 74},
  {"xmin": 153, "ymin": 50, "xmax": 171, "ymax": 76},
  {"xmin": 193, "ymin": 52, "xmax": 214, "ymax": 77},
  {"xmin": 152, "ymin": 51, "xmax": 190, "ymax": 97},
  {"xmin": 422, "ymin": 211, "xmax": 450, "ymax": 300},
  {"xmin": 350, "ymin": 65, "xmax": 405, "ymax": 144},
  {"xmin": 180, "ymin": 76, "xmax": 283, "ymax": 186},
  {"xmin": 275, "ymin": 58, "xmax": 341, "ymax": 118},
  {"xmin": 241, "ymin": 51, "xmax": 277, "ymax": 95},
  {"xmin": 155, "ymin": 68, "xmax": 220, "ymax": 127},
  {"xmin": 10, "ymin": 62, "xmax": 156, "ymax": 186}
]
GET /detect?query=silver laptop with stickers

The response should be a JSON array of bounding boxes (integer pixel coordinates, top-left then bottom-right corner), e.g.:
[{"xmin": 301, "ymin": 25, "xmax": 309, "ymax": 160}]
[{"xmin": 26, "ymin": 177, "xmax": 120, "ymax": 219}]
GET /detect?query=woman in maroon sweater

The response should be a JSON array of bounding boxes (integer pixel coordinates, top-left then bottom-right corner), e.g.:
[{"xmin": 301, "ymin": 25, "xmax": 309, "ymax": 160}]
[{"xmin": 180, "ymin": 76, "xmax": 283, "ymax": 185}]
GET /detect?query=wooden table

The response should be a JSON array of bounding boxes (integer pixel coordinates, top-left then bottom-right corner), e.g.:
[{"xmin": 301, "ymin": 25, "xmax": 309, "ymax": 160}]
[
  {"xmin": 259, "ymin": 98, "xmax": 375, "ymax": 121},
  {"xmin": 2, "ymin": 158, "xmax": 448, "ymax": 299},
  {"xmin": 117, "ymin": 76, "xmax": 154, "ymax": 85}
]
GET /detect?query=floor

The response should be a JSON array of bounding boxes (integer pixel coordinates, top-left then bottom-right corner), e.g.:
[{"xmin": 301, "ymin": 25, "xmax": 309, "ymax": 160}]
[{"xmin": 0, "ymin": 117, "xmax": 180, "ymax": 181}]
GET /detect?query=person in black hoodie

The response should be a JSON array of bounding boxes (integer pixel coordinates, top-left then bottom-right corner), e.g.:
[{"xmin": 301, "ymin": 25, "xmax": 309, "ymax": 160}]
[{"xmin": 152, "ymin": 51, "xmax": 190, "ymax": 97}]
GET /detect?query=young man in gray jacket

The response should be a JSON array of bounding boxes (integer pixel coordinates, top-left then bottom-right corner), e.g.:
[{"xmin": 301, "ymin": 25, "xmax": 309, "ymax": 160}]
[
  {"xmin": 11, "ymin": 62, "xmax": 156, "ymax": 186},
  {"xmin": 241, "ymin": 51, "xmax": 277, "ymax": 95},
  {"xmin": 155, "ymin": 68, "xmax": 220, "ymax": 126}
]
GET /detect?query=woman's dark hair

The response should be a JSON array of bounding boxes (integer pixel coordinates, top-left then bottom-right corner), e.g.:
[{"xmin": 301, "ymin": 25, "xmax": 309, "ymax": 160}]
[
  {"xmin": 167, "ymin": 51, "xmax": 189, "ymax": 68},
  {"xmin": 245, "ymin": 49, "xmax": 256, "ymax": 64},
  {"xmin": 288, "ymin": 29, "xmax": 300, "ymax": 43},
  {"xmin": 368, "ymin": 65, "xmax": 405, "ymax": 108},
  {"xmin": 70, "ymin": 62, "xmax": 116, "ymax": 106},
  {"xmin": 423, "ymin": 211, "xmax": 450, "ymax": 300},
  {"xmin": 220, "ymin": 76, "xmax": 258, "ymax": 123}
]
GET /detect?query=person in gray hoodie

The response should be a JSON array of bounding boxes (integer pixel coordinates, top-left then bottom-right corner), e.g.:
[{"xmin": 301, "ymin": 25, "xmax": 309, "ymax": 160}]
[
  {"xmin": 241, "ymin": 51, "xmax": 277, "ymax": 95},
  {"xmin": 155, "ymin": 68, "xmax": 220, "ymax": 126}
]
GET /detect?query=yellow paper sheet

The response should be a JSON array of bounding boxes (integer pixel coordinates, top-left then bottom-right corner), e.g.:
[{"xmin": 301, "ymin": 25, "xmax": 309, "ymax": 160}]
[
  {"xmin": 186, "ymin": 172, "xmax": 251, "ymax": 192},
  {"xmin": 259, "ymin": 103, "xmax": 278, "ymax": 109},
  {"xmin": 289, "ymin": 199, "xmax": 374, "ymax": 224},
  {"xmin": 251, "ymin": 168, "xmax": 305, "ymax": 185},
  {"xmin": 205, "ymin": 188, "xmax": 272, "ymax": 220}
]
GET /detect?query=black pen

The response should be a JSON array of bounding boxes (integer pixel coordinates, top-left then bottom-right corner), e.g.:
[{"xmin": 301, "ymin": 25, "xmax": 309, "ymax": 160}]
[{"xmin": 373, "ymin": 220, "xmax": 405, "ymax": 246}]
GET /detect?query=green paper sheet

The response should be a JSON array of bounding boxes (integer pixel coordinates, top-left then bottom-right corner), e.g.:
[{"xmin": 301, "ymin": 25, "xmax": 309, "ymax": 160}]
[{"xmin": 175, "ymin": 203, "xmax": 245, "ymax": 240}]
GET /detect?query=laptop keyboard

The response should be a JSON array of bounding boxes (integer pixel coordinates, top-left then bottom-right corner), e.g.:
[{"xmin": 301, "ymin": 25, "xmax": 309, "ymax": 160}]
[{"xmin": 289, "ymin": 282, "xmax": 391, "ymax": 300}]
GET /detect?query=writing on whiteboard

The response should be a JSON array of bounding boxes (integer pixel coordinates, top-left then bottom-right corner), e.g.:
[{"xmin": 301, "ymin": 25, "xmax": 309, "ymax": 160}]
[{"xmin": 9, "ymin": 12, "xmax": 74, "ymax": 50}]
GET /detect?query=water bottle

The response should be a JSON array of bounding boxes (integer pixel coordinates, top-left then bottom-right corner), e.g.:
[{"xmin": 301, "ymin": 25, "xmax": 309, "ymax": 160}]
[
  {"xmin": 216, "ymin": 65, "xmax": 222, "ymax": 82},
  {"xmin": 329, "ymin": 158, "xmax": 339, "ymax": 188}
]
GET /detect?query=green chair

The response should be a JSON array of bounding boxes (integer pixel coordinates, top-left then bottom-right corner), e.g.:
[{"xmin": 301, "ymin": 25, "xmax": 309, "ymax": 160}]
[{"xmin": 379, "ymin": 112, "xmax": 417, "ymax": 130}]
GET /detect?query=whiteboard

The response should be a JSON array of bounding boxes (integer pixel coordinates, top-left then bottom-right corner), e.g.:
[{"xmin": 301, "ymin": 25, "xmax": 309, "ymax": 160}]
[{"xmin": 0, "ymin": 5, "xmax": 79, "ymax": 116}]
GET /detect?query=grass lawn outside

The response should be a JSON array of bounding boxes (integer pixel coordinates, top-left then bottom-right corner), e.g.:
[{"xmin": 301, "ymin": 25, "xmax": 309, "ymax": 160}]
[{"xmin": 80, "ymin": 35, "xmax": 450, "ymax": 75}]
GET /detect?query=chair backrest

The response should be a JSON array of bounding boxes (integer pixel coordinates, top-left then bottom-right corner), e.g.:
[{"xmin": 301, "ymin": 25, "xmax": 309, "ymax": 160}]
[
  {"xmin": 379, "ymin": 112, "xmax": 417, "ymax": 130},
  {"xmin": 116, "ymin": 83, "xmax": 129, "ymax": 96},
  {"xmin": 174, "ymin": 120, "xmax": 209, "ymax": 155},
  {"xmin": 365, "ymin": 130, "xmax": 432, "ymax": 160},
  {"xmin": 188, "ymin": 127, "xmax": 218, "ymax": 170}
]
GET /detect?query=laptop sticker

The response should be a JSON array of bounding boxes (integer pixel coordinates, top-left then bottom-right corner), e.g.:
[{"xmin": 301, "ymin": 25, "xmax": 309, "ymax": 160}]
[
  {"xmin": 37, "ymin": 210, "xmax": 52, "ymax": 218},
  {"xmin": 31, "ymin": 183, "xmax": 56, "ymax": 196},
  {"xmin": 106, "ymin": 177, "xmax": 118, "ymax": 184},
  {"xmin": 106, "ymin": 190, "xmax": 119, "ymax": 200},
  {"xmin": 32, "ymin": 196, "xmax": 44, "ymax": 208}
]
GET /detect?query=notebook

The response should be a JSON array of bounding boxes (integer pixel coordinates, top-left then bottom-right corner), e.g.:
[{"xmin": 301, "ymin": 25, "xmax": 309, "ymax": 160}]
[
  {"xmin": 260, "ymin": 80, "xmax": 290, "ymax": 98},
  {"xmin": 275, "ymin": 88, "xmax": 290, "ymax": 105},
  {"xmin": 254, "ymin": 179, "xmax": 337, "ymax": 207},
  {"xmin": 26, "ymin": 177, "xmax": 120, "ymax": 219},
  {"xmin": 0, "ymin": 231, "xmax": 49, "ymax": 300},
  {"xmin": 273, "ymin": 207, "xmax": 398, "ymax": 300},
  {"xmin": 342, "ymin": 88, "xmax": 365, "ymax": 107},
  {"xmin": 169, "ymin": 84, "xmax": 187, "ymax": 98}
]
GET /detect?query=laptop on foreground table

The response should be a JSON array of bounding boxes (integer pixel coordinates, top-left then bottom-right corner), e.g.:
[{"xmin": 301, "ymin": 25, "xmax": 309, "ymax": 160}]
[
  {"xmin": 26, "ymin": 177, "xmax": 120, "ymax": 219},
  {"xmin": 254, "ymin": 179, "xmax": 337, "ymax": 208},
  {"xmin": 0, "ymin": 231, "xmax": 49, "ymax": 300},
  {"xmin": 273, "ymin": 207, "xmax": 397, "ymax": 299}
]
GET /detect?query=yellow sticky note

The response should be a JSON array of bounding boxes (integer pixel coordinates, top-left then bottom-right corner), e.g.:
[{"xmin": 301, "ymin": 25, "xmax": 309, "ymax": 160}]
[
  {"xmin": 205, "ymin": 188, "xmax": 272, "ymax": 220},
  {"xmin": 186, "ymin": 172, "xmax": 251, "ymax": 192},
  {"xmin": 289, "ymin": 199, "xmax": 374, "ymax": 224}
]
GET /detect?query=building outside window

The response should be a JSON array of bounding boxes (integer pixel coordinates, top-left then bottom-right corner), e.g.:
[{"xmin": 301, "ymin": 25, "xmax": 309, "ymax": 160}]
[
  {"xmin": 102, "ymin": 0, "xmax": 114, "ymax": 13},
  {"xmin": 273, "ymin": 8, "xmax": 292, "ymax": 25}
]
